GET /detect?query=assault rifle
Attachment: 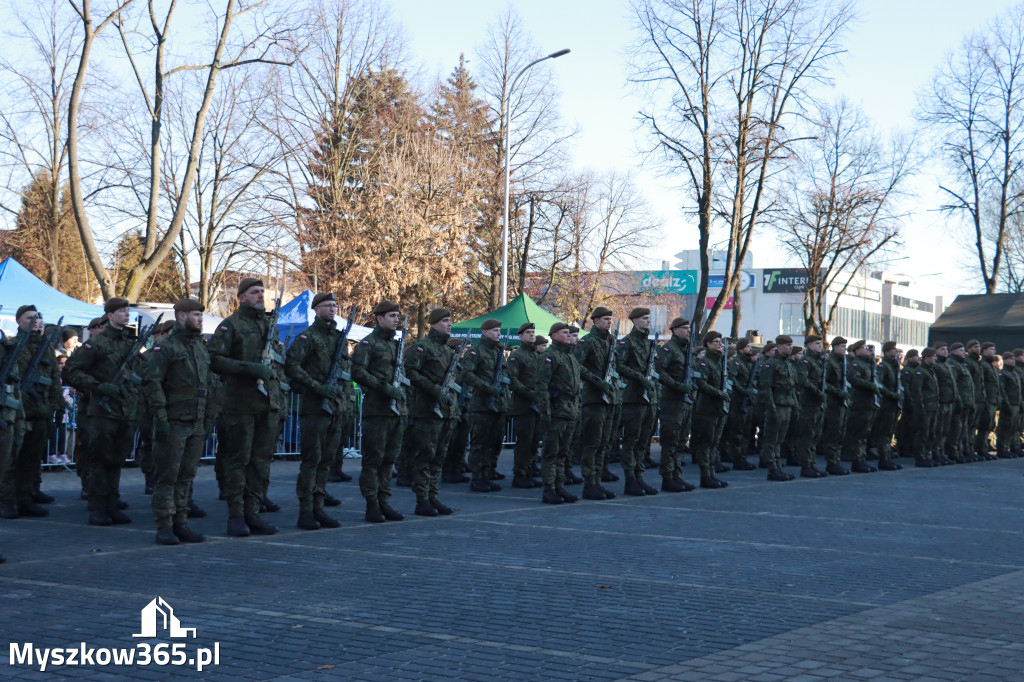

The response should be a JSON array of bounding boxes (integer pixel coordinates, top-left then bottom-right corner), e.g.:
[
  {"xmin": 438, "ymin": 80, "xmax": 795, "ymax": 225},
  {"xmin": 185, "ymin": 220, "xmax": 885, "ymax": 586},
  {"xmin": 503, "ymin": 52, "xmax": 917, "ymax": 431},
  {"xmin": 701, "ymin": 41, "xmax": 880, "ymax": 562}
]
[
  {"xmin": 320, "ymin": 305, "xmax": 358, "ymax": 415},
  {"xmin": 721, "ymin": 338, "xmax": 732, "ymax": 399},
  {"xmin": 21, "ymin": 316, "xmax": 64, "ymax": 400},
  {"xmin": 869, "ymin": 346, "xmax": 882, "ymax": 409},
  {"xmin": 641, "ymin": 337, "xmax": 660, "ymax": 404},
  {"xmin": 819, "ymin": 350, "xmax": 829, "ymax": 412},
  {"xmin": 487, "ymin": 332, "xmax": 511, "ymax": 413},
  {"xmin": 739, "ymin": 351, "xmax": 760, "ymax": 414},
  {"xmin": 434, "ymin": 337, "xmax": 470, "ymax": 418},
  {"xmin": 390, "ymin": 316, "xmax": 411, "ymax": 415},
  {"xmin": 256, "ymin": 285, "xmax": 285, "ymax": 397},
  {"xmin": 841, "ymin": 353, "xmax": 851, "ymax": 408},
  {"xmin": 896, "ymin": 356, "xmax": 905, "ymax": 410},
  {"xmin": 682, "ymin": 338, "xmax": 696, "ymax": 405},
  {"xmin": 601, "ymin": 322, "xmax": 625, "ymax": 405},
  {"xmin": 0, "ymin": 328, "xmax": 29, "ymax": 428},
  {"xmin": 99, "ymin": 313, "xmax": 163, "ymax": 414}
]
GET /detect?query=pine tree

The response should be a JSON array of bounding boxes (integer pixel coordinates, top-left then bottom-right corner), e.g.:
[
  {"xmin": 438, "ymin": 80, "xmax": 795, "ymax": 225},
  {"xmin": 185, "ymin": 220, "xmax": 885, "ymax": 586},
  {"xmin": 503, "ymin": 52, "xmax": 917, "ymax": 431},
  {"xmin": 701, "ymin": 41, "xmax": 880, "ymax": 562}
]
[{"xmin": 112, "ymin": 231, "xmax": 184, "ymax": 303}]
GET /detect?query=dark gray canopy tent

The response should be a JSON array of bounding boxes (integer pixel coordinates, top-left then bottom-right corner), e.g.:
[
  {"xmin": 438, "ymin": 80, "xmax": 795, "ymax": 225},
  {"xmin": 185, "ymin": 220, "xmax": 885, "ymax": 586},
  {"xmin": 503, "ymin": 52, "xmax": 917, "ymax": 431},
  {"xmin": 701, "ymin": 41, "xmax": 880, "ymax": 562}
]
[{"xmin": 928, "ymin": 293, "xmax": 1024, "ymax": 350}]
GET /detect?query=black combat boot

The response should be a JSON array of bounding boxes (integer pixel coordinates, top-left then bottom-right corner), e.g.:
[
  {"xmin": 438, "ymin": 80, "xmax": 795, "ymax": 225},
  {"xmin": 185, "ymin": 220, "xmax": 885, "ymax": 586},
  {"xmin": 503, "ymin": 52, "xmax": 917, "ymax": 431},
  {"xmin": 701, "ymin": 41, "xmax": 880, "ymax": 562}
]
[
  {"xmin": 244, "ymin": 515, "xmax": 278, "ymax": 535},
  {"xmin": 88, "ymin": 510, "xmax": 113, "ymax": 526},
  {"xmin": 116, "ymin": 497, "xmax": 129, "ymax": 510},
  {"xmin": 826, "ymin": 462, "xmax": 850, "ymax": 476},
  {"xmin": 800, "ymin": 466, "xmax": 827, "ymax": 478},
  {"xmin": 297, "ymin": 511, "xmax": 321, "ymax": 530},
  {"xmin": 442, "ymin": 471, "xmax": 470, "ymax": 483},
  {"xmin": 0, "ymin": 502, "xmax": 18, "ymax": 519},
  {"xmin": 173, "ymin": 524, "xmax": 205, "ymax": 543},
  {"xmin": 430, "ymin": 497, "xmax": 454, "ymax": 515},
  {"xmin": 314, "ymin": 509, "xmax": 342, "ymax": 527},
  {"xmin": 187, "ymin": 500, "xmax": 207, "ymax": 518},
  {"xmin": 661, "ymin": 477, "xmax": 684, "ymax": 492},
  {"xmin": 323, "ymin": 493, "xmax": 342, "ymax": 507},
  {"xmin": 414, "ymin": 499, "xmax": 439, "ymax": 517},
  {"xmin": 767, "ymin": 468, "xmax": 794, "ymax": 481},
  {"xmin": 261, "ymin": 497, "xmax": 281, "ymax": 513},
  {"xmin": 226, "ymin": 516, "xmax": 250, "ymax": 537},
  {"xmin": 563, "ymin": 468, "xmax": 584, "ymax": 485},
  {"xmin": 469, "ymin": 478, "xmax": 493, "ymax": 493},
  {"xmin": 601, "ymin": 467, "xmax": 620, "ymax": 482},
  {"xmin": 364, "ymin": 500, "xmax": 386, "ymax": 523},
  {"xmin": 541, "ymin": 488, "xmax": 563, "ymax": 504},
  {"xmin": 512, "ymin": 476, "xmax": 536, "ymax": 489},
  {"xmin": 877, "ymin": 458, "xmax": 902, "ymax": 471},
  {"xmin": 600, "ymin": 485, "xmax": 618, "ymax": 499},
  {"xmin": 676, "ymin": 478, "xmax": 696, "ymax": 492},
  {"xmin": 31, "ymin": 490, "xmax": 54, "ymax": 504},
  {"xmin": 851, "ymin": 460, "xmax": 877, "ymax": 473},
  {"xmin": 714, "ymin": 462, "xmax": 731, "ymax": 473},
  {"xmin": 327, "ymin": 468, "xmax": 352, "ymax": 482},
  {"xmin": 155, "ymin": 524, "xmax": 179, "ymax": 545},
  {"xmin": 377, "ymin": 501, "xmax": 404, "ymax": 522},
  {"xmin": 915, "ymin": 458, "xmax": 939, "ymax": 467},
  {"xmin": 623, "ymin": 477, "xmax": 645, "ymax": 496},
  {"xmin": 582, "ymin": 484, "xmax": 606, "ymax": 500},
  {"xmin": 637, "ymin": 477, "xmax": 659, "ymax": 495},
  {"xmin": 700, "ymin": 476, "xmax": 725, "ymax": 489},
  {"xmin": 106, "ymin": 507, "xmax": 131, "ymax": 524},
  {"xmin": 488, "ymin": 469, "xmax": 506, "ymax": 480},
  {"xmin": 732, "ymin": 457, "xmax": 757, "ymax": 471},
  {"xmin": 556, "ymin": 487, "xmax": 578, "ymax": 503},
  {"xmin": 18, "ymin": 501, "xmax": 49, "ymax": 517}
]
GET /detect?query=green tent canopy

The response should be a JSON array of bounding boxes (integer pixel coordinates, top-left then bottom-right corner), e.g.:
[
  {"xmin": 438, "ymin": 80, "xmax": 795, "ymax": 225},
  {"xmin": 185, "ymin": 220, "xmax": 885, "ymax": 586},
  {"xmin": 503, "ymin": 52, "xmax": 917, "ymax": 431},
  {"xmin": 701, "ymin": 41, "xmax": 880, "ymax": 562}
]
[{"xmin": 450, "ymin": 293, "xmax": 584, "ymax": 346}]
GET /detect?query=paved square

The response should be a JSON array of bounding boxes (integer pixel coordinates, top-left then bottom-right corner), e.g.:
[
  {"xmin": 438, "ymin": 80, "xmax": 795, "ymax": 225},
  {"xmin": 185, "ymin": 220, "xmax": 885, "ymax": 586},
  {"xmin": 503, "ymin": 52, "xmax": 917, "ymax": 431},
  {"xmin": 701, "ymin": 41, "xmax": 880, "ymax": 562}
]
[{"xmin": 3, "ymin": 449, "xmax": 1024, "ymax": 680}]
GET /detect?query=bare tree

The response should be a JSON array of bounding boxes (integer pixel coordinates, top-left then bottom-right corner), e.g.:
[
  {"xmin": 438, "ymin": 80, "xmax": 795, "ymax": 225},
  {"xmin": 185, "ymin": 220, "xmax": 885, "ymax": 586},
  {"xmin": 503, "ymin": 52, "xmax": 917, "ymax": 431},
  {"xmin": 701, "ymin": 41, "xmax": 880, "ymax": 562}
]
[
  {"xmin": 920, "ymin": 4, "xmax": 1024, "ymax": 294},
  {"xmin": 776, "ymin": 100, "xmax": 914, "ymax": 336}
]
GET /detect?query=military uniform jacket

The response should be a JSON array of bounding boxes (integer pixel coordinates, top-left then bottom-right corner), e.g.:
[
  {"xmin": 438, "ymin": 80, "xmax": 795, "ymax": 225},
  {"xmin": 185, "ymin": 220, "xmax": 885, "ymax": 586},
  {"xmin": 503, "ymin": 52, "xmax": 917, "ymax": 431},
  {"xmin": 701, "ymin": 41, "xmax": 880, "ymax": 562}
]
[
  {"xmin": 655, "ymin": 335, "xmax": 696, "ymax": 404},
  {"xmin": 506, "ymin": 342, "xmax": 545, "ymax": 417},
  {"xmin": 575, "ymin": 327, "xmax": 620, "ymax": 406},
  {"xmin": 459, "ymin": 337, "xmax": 510, "ymax": 414},
  {"xmin": 796, "ymin": 349, "xmax": 826, "ymax": 406},
  {"xmin": 919, "ymin": 363, "xmax": 940, "ymax": 410},
  {"xmin": 207, "ymin": 304, "xmax": 280, "ymax": 415},
  {"xmin": 617, "ymin": 326, "xmax": 657, "ymax": 405},
  {"xmin": 824, "ymin": 353, "xmax": 851, "ymax": 408},
  {"xmin": 762, "ymin": 354, "xmax": 797, "ymax": 408},
  {"xmin": 63, "ymin": 324, "xmax": 140, "ymax": 421},
  {"xmin": 404, "ymin": 328, "xmax": 457, "ymax": 420},
  {"xmin": 876, "ymin": 355, "xmax": 903, "ymax": 409},
  {"xmin": 967, "ymin": 354, "xmax": 986, "ymax": 407},
  {"xmin": 18, "ymin": 331, "xmax": 63, "ymax": 420},
  {"xmin": 999, "ymin": 367, "xmax": 1022, "ymax": 413},
  {"xmin": 543, "ymin": 340, "xmax": 579, "ymax": 421},
  {"xmin": 1013, "ymin": 364, "xmax": 1024, "ymax": 408},
  {"xmin": 727, "ymin": 353, "xmax": 756, "ymax": 402},
  {"xmin": 285, "ymin": 317, "xmax": 353, "ymax": 417},
  {"xmin": 981, "ymin": 358, "xmax": 1000, "ymax": 407},
  {"xmin": 143, "ymin": 324, "xmax": 217, "ymax": 424},
  {"xmin": 901, "ymin": 363, "xmax": 925, "ymax": 413},
  {"xmin": 949, "ymin": 355, "xmax": 974, "ymax": 408},
  {"xmin": 351, "ymin": 326, "xmax": 407, "ymax": 418},
  {"xmin": 0, "ymin": 337, "xmax": 23, "ymax": 426},
  {"xmin": 846, "ymin": 355, "xmax": 879, "ymax": 412},
  {"xmin": 933, "ymin": 357, "xmax": 958, "ymax": 405},
  {"xmin": 694, "ymin": 348, "xmax": 729, "ymax": 416}
]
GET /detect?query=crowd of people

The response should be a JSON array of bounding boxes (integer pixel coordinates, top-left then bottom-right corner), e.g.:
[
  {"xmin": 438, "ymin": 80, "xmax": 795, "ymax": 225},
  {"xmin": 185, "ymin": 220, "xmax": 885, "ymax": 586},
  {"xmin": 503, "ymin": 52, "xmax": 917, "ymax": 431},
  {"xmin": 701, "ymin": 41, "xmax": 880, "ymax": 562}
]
[{"xmin": 0, "ymin": 280, "xmax": 1018, "ymax": 559}]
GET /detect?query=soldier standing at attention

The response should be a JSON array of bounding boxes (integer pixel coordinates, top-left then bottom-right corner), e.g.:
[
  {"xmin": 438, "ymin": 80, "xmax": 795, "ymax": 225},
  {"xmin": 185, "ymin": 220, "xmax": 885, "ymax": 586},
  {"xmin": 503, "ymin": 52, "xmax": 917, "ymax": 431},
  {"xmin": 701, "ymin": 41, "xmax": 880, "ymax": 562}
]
[
  {"xmin": 978, "ymin": 342, "xmax": 1000, "ymax": 459},
  {"xmin": 654, "ymin": 317, "xmax": 697, "ymax": 492},
  {"xmin": 405, "ymin": 308, "xmax": 460, "ymax": 517},
  {"xmin": 351, "ymin": 301, "xmax": 413, "ymax": 521},
  {"xmin": 74, "ymin": 316, "xmax": 108, "ymax": 500},
  {"xmin": 794, "ymin": 335, "xmax": 828, "ymax": 478},
  {"xmin": 616, "ymin": 307, "xmax": 659, "ymax": 496},
  {"xmin": 0, "ymin": 326, "xmax": 22, "ymax": 560},
  {"xmin": 507, "ymin": 322, "xmax": 545, "ymax": 490},
  {"xmin": 909, "ymin": 349, "xmax": 941, "ymax": 466},
  {"xmin": 207, "ymin": 278, "xmax": 281, "ymax": 537},
  {"xmin": 995, "ymin": 353, "xmax": 1022, "ymax": 458},
  {"xmin": 947, "ymin": 342, "xmax": 975, "ymax": 461},
  {"xmin": 868, "ymin": 341, "xmax": 904, "ymax": 471},
  {"xmin": 574, "ymin": 308, "xmax": 620, "ymax": 500},
  {"xmin": 759, "ymin": 335, "xmax": 797, "ymax": 481},
  {"xmin": 931, "ymin": 341, "xmax": 959, "ymax": 465},
  {"xmin": 722, "ymin": 338, "xmax": 758, "ymax": 470},
  {"xmin": 143, "ymin": 299, "xmax": 216, "ymax": 545},
  {"xmin": 459, "ymin": 319, "xmax": 510, "ymax": 493},
  {"xmin": 820, "ymin": 337, "xmax": 851, "ymax": 476},
  {"xmin": 1012, "ymin": 349, "xmax": 1024, "ymax": 457},
  {"xmin": 63, "ymin": 298, "xmax": 138, "ymax": 526},
  {"xmin": 965, "ymin": 340, "xmax": 989, "ymax": 460},
  {"xmin": 137, "ymin": 320, "xmax": 175, "ymax": 496},
  {"xmin": 691, "ymin": 331, "xmax": 730, "ymax": 489},
  {"xmin": 753, "ymin": 342, "xmax": 776, "ymax": 467},
  {"xmin": 540, "ymin": 322, "xmax": 579, "ymax": 504},
  {"xmin": 841, "ymin": 340, "xmax": 879, "ymax": 473},
  {"xmin": 285, "ymin": 293, "xmax": 350, "ymax": 531}
]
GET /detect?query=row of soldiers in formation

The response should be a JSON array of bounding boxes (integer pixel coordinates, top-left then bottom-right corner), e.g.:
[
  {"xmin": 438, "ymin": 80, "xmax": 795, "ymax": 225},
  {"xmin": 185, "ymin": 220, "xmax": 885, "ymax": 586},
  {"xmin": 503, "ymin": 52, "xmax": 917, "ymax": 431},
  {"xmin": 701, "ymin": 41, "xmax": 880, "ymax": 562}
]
[{"xmin": 0, "ymin": 279, "xmax": 1018, "ymax": 555}]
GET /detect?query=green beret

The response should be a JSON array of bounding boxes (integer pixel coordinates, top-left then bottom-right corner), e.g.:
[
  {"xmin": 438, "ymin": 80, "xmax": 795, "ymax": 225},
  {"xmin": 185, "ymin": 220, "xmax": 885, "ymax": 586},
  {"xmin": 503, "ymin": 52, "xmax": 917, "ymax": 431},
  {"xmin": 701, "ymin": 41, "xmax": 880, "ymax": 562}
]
[
  {"xmin": 173, "ymin": 298, "xmax": 205, "ymax": 313},
  {"xmin": 237, "ymin": 277, "xmax": 263, "ymax": 296},
  {"xmin": 428, "ymin": 308, "xmax": 452, "ymax": 325},
  {"xmin": 669, "ymin": 317, "xmax": 689, "ymax": 330},
  {"xmin": 104, "ymin": 297, "xmax": 130, "ymax": 314},
  {"xmin": 549, "ymin": 322, "xmax": 569, "ymax": 335},
  {"xmin": 922, "ymin": 347, "xmax": 937, "ymax": 358},
  {"xmin": 932, "ymin": 340, "xmax": 948, "ymax": 349},
  {"xmin": 628, "ymin": 307, "xmax": 650, "ymax": 319},
  {"xmin": 982, "ymin": 341, "xmax": 996, "ymax": 350},
  {"xmin": 517, "ymin": 322, "xmax": 535, "ymax": 335},
  {"xmin": 948, "ymin": 342, "xmax": 964, "ymax": 352},
  {"xmin": 311, "ymin": 292, "xmax": 336, "ymax": 308},
  {"xmin": 848, "ymin": 339, "xmax": 866, "ymax": 353},
  {"xmin": 882, "ymin": 341, "xmax": 898, "ymax": 353},
  {"xmin": 703, "ymin": 330, "xmax": 722, "ymax": 344},
  {"xmin": 481, "ymin": 318, "xmax": 501, "ymax": 331},
  {"xmin": 830, "ymin": 336, "xmax": 848, "ymax": 346},
  {"xmin": 372, "ymin": 300, "xmax": 400, "ymax": 316},
  {"xmin": 905, "ymin": 349, "xmax": 919, "ymax": 359},
  {"xmin": 805, "ymin": 334, "xmax": 822, "ymax": 344},
  {"xmin": 735, "ymin": 338, "xmax": 750, "ymax": 351},
  {"xmin": 591, "ymin": 306, "xmax": 613, "ymax": 319},
  {"xmin": 776, "ymin": 334, "xmax": 793, "ymax": 345},
  {"xmin": 87, "ymin": 317, "xmax": 108, "ymax": 329},
  {"xmin": 534, "ymin": 335, "xmax": 548, "ymax": 345}
]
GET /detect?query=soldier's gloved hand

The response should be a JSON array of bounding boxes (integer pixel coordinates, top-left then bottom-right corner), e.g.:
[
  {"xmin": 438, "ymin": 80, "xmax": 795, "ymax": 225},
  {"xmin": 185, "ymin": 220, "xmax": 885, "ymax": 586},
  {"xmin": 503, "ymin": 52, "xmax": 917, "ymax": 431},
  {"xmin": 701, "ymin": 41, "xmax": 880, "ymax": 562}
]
[
  {"xmin": 316, "ymin": 383, "xmax": 341, "ymax": 399},
  {"xmin": 97, "ymin": 382, "xmax": 120, "ymax": 398},
  {"xmin": 246, "ymin": 362, "xmax": 273, "ymax": 381},
  {"xmin": 437, "ymin": 391, "xmax": 453, "ymax": 406},
  {"xmin": 531, "ymin": 390, "xmax": 546, "ymax": 405},
  {"xmin": 641, "ymin": 378, "xmax": 656, "ymax": 391},
  {"xmin": 839, "ymin": 390, "xmax": 850, "ymax": 401},
  {"xmin": 385, "ymin": 385, "xmax": 404, "ymax": 400},
  {"xmin": 598, "ymin": 379, "xmax": 613, "ymax": 394},
  {"xmin": 154, "ymin": 421, "xmax": 170, "ymax": 442},
  {"xmin": 483, "ymin": 384, "xmax": 502, "ymax": 397}
]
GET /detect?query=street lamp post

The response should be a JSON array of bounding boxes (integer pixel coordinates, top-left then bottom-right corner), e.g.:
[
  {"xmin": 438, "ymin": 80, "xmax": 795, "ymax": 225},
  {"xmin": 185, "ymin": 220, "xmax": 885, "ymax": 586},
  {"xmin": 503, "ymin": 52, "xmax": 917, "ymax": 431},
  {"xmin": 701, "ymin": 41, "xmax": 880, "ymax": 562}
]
[{"xmin": 500, "ymin": 48, "xmax": 570, "ymax": 307}]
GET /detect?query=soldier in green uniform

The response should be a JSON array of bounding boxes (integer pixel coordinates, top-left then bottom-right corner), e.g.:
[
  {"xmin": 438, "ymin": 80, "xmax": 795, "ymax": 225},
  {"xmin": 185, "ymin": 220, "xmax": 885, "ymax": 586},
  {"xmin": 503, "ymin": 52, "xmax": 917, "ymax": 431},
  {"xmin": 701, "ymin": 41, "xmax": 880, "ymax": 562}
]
[
  {"xmin": 907, "ymin": 349, "xmax": 941, "ymax": 466},
  {"xmin": 820, "ymin": 337, "xmax": 851, "ymax": 476},
  {"xmin": 442, "ymin": 338, "xmax": 472, "ymax": 484},
  {"xmin": 540, "ymin": 322, "xmax": 579, "ymax": 504},
  {"xmin": 1013, "ymin": 349, "xmax": 1024, "ymax": 456},
  {"xmin": 136, "ymin": 320, "xmax": 175, "ymax": 496},
  {"xmin": 995, "ymin": 353, "xmax": 1022, "ymax": 458},
  {"xmin": 654, "ymin": 317, "xmax": 698, "ymax": 492},
  {"xmin": 73, "ymin": 316, "xmax": 107, "ymax": 500},
  {"xmin": 752, "ymin": 342, "xmax": 776, "ymax": 468},
  {"xmin": 616, "ymin": 307, "xmax": 659, "ymax": 496},
  {"xmin": 566, "ymin": 324, "xmax": 587, "ymax": 483},
  {"xmin": 143, "ymin": 299, "xmax": 217, "ymax": 545},
  {"xmin": 977, "ymin": 342, "xmax": 1000, "ymax": 459},
  {"xmin": 947, "ymin": 342, "xmax": 974, "ymax": 461},
  {"xmin": 841, "ymin": 340, "xmax": 879, "ymax": 473},
  {"xmin": 507, "ymin": 322, "xmax": 545, "ymax": 489},
  {"xmin": 0, "ymin": 322, "xmax": 22, "ymax": 560},
  {"xmin": 868, "ymin": 341, "xmax": 904, "ymax": 471},
  {"xmin": 458, "ymin": 319, "xmax": 511, "ymax": 492},
  {"xmin": 930, "ymin": 341, "xmax": 958, "ymax": 465},
  {"xmin": 758, "ymin": 335, "xmax": 797, "ymax": 481},
  {"xmin": 351, "ymin": 300, "xmax": 414, "ymax": 521},
  {"xmin": 783, "ymin": 345, "xmax": 805, "ymax": 465},
  {"xmin": 965, "ymin": 340, "xmax": 989, "ymax": 460},
  {"xmin": 574, "ymin": 308, "xmax": 621, "ymax": 499},
  {"xmin": 63, "ymin": 298, "xmax": 138, "ymax": 526},
  {"xmin": 285, "ymin": 292, "xmax": 351, "ymax": 530},
  {"xmin": 405, "ymin": 308, "xmax": 462, "ymax": 516},
  {"xmin": 691, "ymin": 331, "xmax": 730, "ymax": 488},
  {"xmin": 206, "ymin": 278, "xmax": 283, "ymax": 537},
  {"xmin": 794, "ymin": 335, "xmax": 828, "ymax": 477},
  {"xmin": 721, "ymin": 338, "xmax": 758, "ymax": 470}
]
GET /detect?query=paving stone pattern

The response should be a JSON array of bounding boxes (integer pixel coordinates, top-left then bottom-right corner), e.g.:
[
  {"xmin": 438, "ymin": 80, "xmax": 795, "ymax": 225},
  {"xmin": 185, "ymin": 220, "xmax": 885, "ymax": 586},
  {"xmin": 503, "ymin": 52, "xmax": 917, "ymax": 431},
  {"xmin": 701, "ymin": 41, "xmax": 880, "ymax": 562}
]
[{"xmin": 2, "ymin": 448, "xmax": 1024, "ymax": 680}]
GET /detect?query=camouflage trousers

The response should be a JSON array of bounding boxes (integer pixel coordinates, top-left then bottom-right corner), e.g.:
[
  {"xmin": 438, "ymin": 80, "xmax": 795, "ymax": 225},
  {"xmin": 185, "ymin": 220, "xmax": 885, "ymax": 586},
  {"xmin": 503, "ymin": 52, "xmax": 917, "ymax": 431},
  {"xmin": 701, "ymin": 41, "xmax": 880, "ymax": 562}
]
[
  {"xmin": 932, "ymin": 403, "xmax": 954, "ymax": 457},
  {"xmin": 841, "ymin": 408, "xmax": 876, "ymax": 464},
  {"xmin": 819, "ymin": 403, "xmax": 849, "ymax": 465},
  {"xmin": 579, "ymin": 402, "xmax": 616, "ymax": 485},
  {"xmin": 360, "ymin": 415, "xmax": 405, "ymax": 503},
  {"xmin": 657, "ymin": 400, "xmax": 691, "ymax": 480},
  {"xmin": 0, "ymin": 421, "xmax": 15, "ymax": 503},
  {"xmin": 542, "ymin": 416, "xmax": 575, "ymax": 489},
  {"xmin": 721, "ymin": 403, "xmax": 753, "ymax": 462},
  {"xmin": 974, "ymin": 404, "xmax": 996, "ymax": 455},
  {"xmin": 996, "ymin": 407, "xmax": 1020, "ymax": 454},
  {"xmin": 619, "ymin": 402, "xmax": 657, "ymax": 479},
  {"xmin": 444, "ymin": 415, "xmax": 470, "ymax": 474},
  {"xmin": 411, "ymin": 417, "xmax": 455, "ymax": 502},
  {"xmin": 297, "ymin": 412, "xmax": 344, "ymax": 513},
  {"xmin": 795, "ymin": 402, "xmax": 825, "ymax": 468},
  {"xmin": 511, "ymin": 413, "xmax": 542, "ymax": 479},
  {"xmin": 84, "ymin": 416, "xmax": 135, "ymax": 512},
  {"xmin": 151, "ymin": 420, "xmax": 205, "ymax": 525},
  {"xmin": 690, "ymin": 412, "xmax": 726, "ymax": 478},
  {"xmin": 869, "ymin": 408, "xmax": 899, "ymax": 461},
  {"xmin": 761, "ymin": 405, "xmax": 792, "ymax": 470},
  {"xmin": 0, "ymin": 417, "xmax": 46, "ymax": 505},
  {"xmin": 945, "ymin": 406, "xmax": 965, "ymax": 458},
  {"xmin": 958, "ymin": 405, "xmax": 975, "ymax": 457},
  {"xmin": 217, "ymin": 411, "xmax": 280, "ymax": 518},
  {"xmin": 908, "ymin": 407, "xmax": 937, "ymax": 461},
  {"xmin": 468, "ymin": 411, "xmax": 507, "ymax": 480},
  {"xmin": 136, "ymin": 413, "xmax": 157, "ymax": 489},
  {"xmin": 395, "ymin": 419, "xmax": 417, "ymax": 480}
]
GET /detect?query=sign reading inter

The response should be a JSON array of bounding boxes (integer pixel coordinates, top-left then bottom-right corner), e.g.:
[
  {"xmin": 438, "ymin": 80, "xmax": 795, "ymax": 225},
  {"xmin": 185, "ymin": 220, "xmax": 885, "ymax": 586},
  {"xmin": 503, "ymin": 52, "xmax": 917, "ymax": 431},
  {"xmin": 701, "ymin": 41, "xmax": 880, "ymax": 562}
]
[{"xmin": 762, "ymin": 268, "xmax": 812, "ymax": 293}]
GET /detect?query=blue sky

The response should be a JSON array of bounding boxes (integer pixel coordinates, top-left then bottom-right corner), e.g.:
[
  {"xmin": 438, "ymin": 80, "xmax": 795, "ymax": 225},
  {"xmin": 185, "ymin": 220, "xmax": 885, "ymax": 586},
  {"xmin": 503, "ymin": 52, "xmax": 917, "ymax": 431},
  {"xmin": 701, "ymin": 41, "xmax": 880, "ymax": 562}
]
[{"xmin": 392, "ymin": 0, "xmax": 1021, "ymax": 300}]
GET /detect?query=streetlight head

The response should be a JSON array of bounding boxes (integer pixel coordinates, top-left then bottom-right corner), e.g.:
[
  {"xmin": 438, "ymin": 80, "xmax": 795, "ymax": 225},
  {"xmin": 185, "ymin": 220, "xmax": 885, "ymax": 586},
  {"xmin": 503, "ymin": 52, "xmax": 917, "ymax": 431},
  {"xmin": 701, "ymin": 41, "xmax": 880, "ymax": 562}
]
[{"xmin": 548, "ymin": 49, "xmax": 571, "ymax": 58}]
